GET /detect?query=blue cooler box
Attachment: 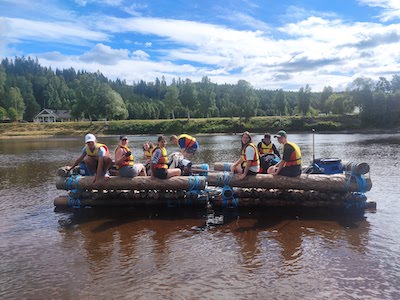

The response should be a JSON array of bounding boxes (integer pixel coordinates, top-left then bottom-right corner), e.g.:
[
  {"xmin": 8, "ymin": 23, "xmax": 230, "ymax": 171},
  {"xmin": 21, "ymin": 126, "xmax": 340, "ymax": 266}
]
[{"xmin": 314, "ymin": 158, "xmax": 343, "ymax": 174}]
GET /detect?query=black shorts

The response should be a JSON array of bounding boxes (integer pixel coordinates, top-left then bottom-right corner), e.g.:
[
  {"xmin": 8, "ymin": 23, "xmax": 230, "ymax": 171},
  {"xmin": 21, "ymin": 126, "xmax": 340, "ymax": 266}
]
[
  {"xmin": 279, "ymin": 166, "xmax": 301, "ymax": 177},
  {"xmin": 153, "ymin": 168, "xmax": 168, "ymax": 179},
  {"xmin": 241, "ymin": 168, "xmax": 258, "ymax": 176}
]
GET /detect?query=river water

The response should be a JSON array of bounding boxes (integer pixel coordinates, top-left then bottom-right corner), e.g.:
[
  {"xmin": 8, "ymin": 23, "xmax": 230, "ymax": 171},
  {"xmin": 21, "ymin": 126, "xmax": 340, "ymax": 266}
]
[{"xmin": 0, "ymin": 133, "xmax": 399, "ymax": 299}]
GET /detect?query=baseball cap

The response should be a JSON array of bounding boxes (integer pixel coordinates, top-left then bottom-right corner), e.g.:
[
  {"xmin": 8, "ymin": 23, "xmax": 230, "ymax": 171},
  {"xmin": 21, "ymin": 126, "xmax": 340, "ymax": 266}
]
[
  {"xmin": 119, "ymin": 135, "xmax": 128, "ymax": 140},
  {"xmin": 274, "ymin": 130, "xmax": 287, "ymax": 138},
  {"xmin": 85, "ymin": 133, "xmax": 96, "ymax": 143}
]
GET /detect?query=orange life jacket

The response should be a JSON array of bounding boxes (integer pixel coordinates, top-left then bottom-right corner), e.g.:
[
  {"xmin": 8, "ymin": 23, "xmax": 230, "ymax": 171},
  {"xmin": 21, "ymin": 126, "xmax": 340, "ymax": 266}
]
[
  {"xmin": 178, "ymin": 134, "xmax": 196, "ymax": 149},
  {"xmin": 152, "ymin": 147, "xmax": 168, "ymax": 169},
  {"xmin": 283, "ymin": 141, "xmax": 302, "ymax": 167},
  {"xmin": 241, "ymin": 143, "xmax": 260, "ymax": 167},
  {"xmin": 114, "ymin": 145, "xmax": 134, "ymax": 169}
]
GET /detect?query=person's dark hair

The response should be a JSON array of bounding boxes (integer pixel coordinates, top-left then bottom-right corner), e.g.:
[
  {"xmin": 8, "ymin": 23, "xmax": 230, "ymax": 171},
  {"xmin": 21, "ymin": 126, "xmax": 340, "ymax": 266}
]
[
  {"xmin": 158, "ymin": 135, "xmax": 166, "ymax": 142},
  {"xmin": 264, "ymin": 133, "xmax": 271, "ymax": 139}
]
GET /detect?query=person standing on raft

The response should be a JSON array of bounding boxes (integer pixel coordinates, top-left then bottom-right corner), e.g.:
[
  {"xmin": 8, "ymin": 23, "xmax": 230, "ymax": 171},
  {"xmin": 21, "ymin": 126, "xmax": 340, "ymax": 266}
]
[
  {"xmin": 114, "ymin": 135, "xmax": 146, "ymax": 178},
  {"xmin": 230, "ymin": 131, "xmax": 260, "ymax": 180},
  {"xmin": 151, "ymin": 136, "xmax": 181, "ymax": 179},
  {"xmin": 68, "ymin": 133, "xmax": 112, "ymax": 183},
  {"xmin": 170, "ymin": 134, "xmax": 199, "ymax": 159},
  {"xmin": 267, "ymin": 130, "xmax": 302, "ymax": 177}
]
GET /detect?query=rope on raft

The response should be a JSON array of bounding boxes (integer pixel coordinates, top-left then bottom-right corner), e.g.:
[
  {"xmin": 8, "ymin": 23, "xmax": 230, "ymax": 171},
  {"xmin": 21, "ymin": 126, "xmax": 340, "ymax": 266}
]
[
  {"xmin": 67, "ymin": 175, "xmax": 81, "ymax": 208},
  {"xmin": 216, "ymin": 171, "xmax": 238, "ymax": 208},
  {"xmin": 344, "ymin": 162, "xmax": 367, "ymax": 209}
]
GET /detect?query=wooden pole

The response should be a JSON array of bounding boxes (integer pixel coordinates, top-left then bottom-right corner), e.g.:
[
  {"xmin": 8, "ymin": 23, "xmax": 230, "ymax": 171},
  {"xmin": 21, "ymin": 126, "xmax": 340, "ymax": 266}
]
[{"xmin": 206, "ymin": 172, "xmax": 372, "ymax": 192}]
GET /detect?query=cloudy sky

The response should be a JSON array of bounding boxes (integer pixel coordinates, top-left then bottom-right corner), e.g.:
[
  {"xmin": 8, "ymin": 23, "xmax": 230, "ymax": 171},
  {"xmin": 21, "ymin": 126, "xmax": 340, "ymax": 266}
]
[{"xmin": 1, "ymin": 0, "xmax": 400, "ymax": 91}]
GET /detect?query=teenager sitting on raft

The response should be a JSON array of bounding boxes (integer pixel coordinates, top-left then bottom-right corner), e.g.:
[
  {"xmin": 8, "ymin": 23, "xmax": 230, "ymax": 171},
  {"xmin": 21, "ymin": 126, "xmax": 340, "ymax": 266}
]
[
  {"xmin": 230, "ymin": 131, "xmax": 260, "ymax": 180},
  {"xmin": 68, "ymin": 133, "xmax": 112, "ymax": 184},
  {"xmin": 151, "ymin": 135, "xmax": 181, "ymax": 179},
  {"xmin": 267, "ymin": 130, "xmax": 302, "ymax": 177},
  {"xmin": 142, "ymin": 141, "xmax": 155, "ymax": 175},
  {"xmin": 114, "ymin": 135, "xmax": 146, "ymax": 178}
]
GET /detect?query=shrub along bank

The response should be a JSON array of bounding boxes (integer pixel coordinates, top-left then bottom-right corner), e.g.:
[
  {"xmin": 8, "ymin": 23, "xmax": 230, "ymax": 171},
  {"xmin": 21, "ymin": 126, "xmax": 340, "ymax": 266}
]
[{"xmin": 0, "ymin": 115, "xmax": 361, "ymax": 138}]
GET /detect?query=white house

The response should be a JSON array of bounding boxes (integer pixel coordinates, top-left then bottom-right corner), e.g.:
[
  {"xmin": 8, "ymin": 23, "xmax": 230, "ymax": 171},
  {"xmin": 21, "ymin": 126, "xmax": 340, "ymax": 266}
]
[{"xmin": 33, "ymin": 109, "xmax": 72, "ymax": 123}]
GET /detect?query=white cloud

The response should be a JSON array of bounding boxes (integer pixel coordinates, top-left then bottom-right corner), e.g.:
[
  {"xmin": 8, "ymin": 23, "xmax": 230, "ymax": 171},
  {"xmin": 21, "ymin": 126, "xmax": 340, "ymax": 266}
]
[
  {"xmin": 358, "ymin": 0, "xmax": 400, "ymax": 21},
  {"xmin": 1, "ymin": 17, "xmax": 108, "ymax": 45},
  {"xmin": 132, "ymin": 50, "xmax": 149, "ymax": 60},
  {"xmin": 80, "ymin": 43, "xmax": 130, "ymax": 64}
]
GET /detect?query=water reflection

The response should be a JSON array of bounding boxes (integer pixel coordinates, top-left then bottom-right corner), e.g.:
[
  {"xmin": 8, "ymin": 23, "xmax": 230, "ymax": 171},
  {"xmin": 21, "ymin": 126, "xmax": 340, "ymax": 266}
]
[{"xmin": 55, "ymin": 207, "xmax": 370, "ymax": 279}]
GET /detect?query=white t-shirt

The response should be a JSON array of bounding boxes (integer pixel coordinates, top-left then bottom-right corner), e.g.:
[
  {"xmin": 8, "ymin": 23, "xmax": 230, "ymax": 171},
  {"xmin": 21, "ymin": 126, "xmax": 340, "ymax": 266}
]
[{"xmin": 245, "ymin": 145, "xmax": 260, "ymax": 173}]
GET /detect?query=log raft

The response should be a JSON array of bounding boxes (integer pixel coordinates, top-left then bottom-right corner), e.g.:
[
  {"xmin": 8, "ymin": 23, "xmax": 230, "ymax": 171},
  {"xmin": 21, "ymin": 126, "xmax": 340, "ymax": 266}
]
[{"xmin": 54, "ymin": 164, "xmax": 375, "ymax": 210}]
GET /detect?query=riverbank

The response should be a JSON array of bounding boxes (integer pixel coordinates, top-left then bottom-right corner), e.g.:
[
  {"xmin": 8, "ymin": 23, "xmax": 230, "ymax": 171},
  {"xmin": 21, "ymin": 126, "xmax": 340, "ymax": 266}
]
[{"xmin": 0, "ymin": 115, "xmax": 366, "ymax": 138}]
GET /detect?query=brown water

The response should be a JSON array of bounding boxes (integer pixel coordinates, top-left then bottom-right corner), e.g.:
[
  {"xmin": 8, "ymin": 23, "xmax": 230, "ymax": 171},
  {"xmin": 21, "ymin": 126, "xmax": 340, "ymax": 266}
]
[{"xmin": 1, "ymin": 133, "xmax": 399, "ymax": 299}]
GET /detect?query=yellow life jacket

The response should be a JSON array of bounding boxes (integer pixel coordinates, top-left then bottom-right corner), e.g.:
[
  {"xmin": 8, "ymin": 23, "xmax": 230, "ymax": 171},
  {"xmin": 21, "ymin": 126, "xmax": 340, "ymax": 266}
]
[
  {"xmin": 152, "ymin": 147, "xmax": 168, "ymax": 169},
  {"xmin": 259, "ymin": 141, "xmax": 274, "ymax": 155},
  {"xmin": 283, "ymin": 141, "xmax": 302, "ymax": 166},
  {"xmin": 114, "ymin": 145, "xmax": 134, "ymax": 169},
  {"xmin": 144, "ymin": 149, "xmax": 152, "ymax": 160},
  {"xmin": 86, "ymin": 143, "xmax": 109, "ymax": 159},
  {"xmin": 241, "ymin": 143, "xmax": 260, "ymax": 167}
]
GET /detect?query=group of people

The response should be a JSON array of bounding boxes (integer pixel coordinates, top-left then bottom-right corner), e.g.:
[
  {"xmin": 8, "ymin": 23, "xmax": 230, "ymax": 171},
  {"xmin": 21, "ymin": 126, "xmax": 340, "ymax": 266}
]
[
  {"xmin": 68, "ymin": 133, "xmax": 199, "ymax": 182},
  {"xmin": 231, "ymin": 130, "xmax": 302, "ymax": 180},
  {"xmin": 68, "ymin": 130, "xmax": 301, "ymax": 183}
]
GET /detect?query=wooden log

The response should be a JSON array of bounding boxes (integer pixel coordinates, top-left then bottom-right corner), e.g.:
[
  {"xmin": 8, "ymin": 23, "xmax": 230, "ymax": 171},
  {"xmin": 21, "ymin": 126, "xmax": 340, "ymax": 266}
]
[
  {"xmin": 215, "ymin": 161, "xmax": 370, "ymax": 175},
  {"xmin": 342, "ymin": 161, "xmax": 370, "ymax": 175},
  {"xmin": 56, "ymin": 175, "xmax": 207, "ymax": 191},
  {"xmin": 206, "ymin": 172, "xmax": 372, "ymax": 192},
  {"xmin": 54, "ymin": 195, "xmax": 206, "ymax": 207},
  {"xmin": 213, "ymin": 162, "xmax": 233, "ymax": 171}
]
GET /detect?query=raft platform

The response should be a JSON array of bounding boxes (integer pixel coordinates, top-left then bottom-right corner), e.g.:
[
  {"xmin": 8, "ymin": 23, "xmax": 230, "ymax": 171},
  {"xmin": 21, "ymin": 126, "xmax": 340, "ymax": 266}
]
[{"xmin": 54, "ymin": 160, "xmax": 375, "ymax": 212}]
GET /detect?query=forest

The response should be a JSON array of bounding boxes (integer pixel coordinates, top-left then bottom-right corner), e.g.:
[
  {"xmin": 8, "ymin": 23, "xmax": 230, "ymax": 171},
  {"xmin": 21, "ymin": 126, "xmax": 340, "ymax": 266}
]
[{"xmin": 0, "ymin": 56, "xmax": 399, "ymax": 128}]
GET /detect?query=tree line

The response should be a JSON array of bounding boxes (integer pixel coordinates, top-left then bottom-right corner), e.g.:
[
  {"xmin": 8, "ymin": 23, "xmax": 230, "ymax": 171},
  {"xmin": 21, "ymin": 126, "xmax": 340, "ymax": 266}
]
[{"xmin": 0, "ymin": 56, "xmax": 399, "ymax": 128}]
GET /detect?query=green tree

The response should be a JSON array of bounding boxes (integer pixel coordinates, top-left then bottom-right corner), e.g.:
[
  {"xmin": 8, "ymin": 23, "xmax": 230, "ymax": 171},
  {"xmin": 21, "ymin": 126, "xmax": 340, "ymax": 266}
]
[
  {"xmin": 197, "ymin": 76, "xmax": 218, "ymax": 118},
  {"xmin": 164, "ymin": 84, "xmax": 180, "ymax": 119},
  {"xmin": 6, "ymin": 87, "xmax": 25, "ymax": 120},
  {"xmin": 180, "ymin": 79, "xmax": 198, "ymax": 119},
  {"xmin": 0, "ymin": 106, "xmax": 8, "ymax": 120},
  {"xmin": 97, "ymin": 84, "xmax": 128, "ymax": 120},
  {"xmin": 297, "ymin": 85, "xmax": 312, "ymax": 115},
  {"xmin": 7, "ymin": 107, "xmax": 18, "ymax": 121},
  {"xmin": 0, "ymin": 65, "xmax": 6, "ymax": 100},
  {"xmin": 320, "ymin": 86, "xmax": 333, "ymax": 113},
  {"xmin": 391, "ymin": 75, "xmax": 400, "ymax": 92},
  {"xmin": 325, "ymin": 93, "xmax": 354, "ymax": 114},
  {"xmin": 375, "ymin": 77, "xmax": 391, "ymax": 93},
  {"xmin": 230, "ymin": 80, "xmax": 259, "ymax": 120},
  {"xmin": 273, "ymin": 89, "xmax": 287, "ymax": 115}
]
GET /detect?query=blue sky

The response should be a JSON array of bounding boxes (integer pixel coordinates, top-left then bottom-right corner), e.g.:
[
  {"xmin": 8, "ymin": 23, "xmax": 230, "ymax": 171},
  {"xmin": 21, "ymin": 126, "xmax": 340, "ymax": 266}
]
[{"xmin": 1, "ymin": 0, "xmax": 400, "ymax": 91}]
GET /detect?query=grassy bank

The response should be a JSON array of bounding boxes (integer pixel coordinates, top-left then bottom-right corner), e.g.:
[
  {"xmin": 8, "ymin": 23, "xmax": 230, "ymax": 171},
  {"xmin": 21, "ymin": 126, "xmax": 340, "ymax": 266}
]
[{"xmin": 0, "ymin": 115, "xmax": 362, "ymax": 138}]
